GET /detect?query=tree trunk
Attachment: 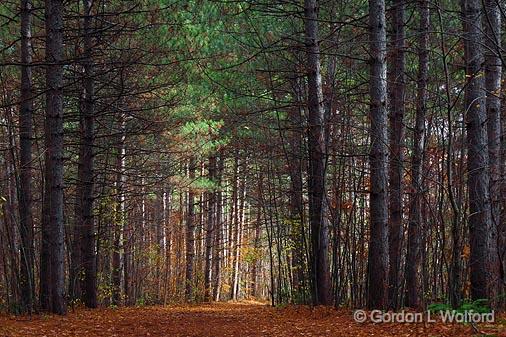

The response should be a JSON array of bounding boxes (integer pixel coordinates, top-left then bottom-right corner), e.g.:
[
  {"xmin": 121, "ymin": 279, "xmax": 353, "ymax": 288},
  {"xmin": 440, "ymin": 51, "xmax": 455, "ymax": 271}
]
[
  {"xmin": 367, "ymin": 0, "xmax": 389, "ymax": 310},
  {"xmin": 232, "ymin": 170, "xmax": 246, "ymax": 300},
  {"xmin": 251, "ymin": 210, "xmax": 261, "ymax": 298},
  {"xmin": 42, "ymin": 0, "xmax": 66, "ymax": 314},
  {"xmin": 303, "ymin": 0, "xmax": 331, "ymax": 306},
  {"xmin": 484, "ymin": 0, "xmax": 502, "ymax": 307},
  {"xmin": 78, "ymin": 0, "xmax": 97, "ymax": 308},
  {"xmin": 288, "ymin": 74, "xmax": 306, "ymax": 299},
  {"xmin": 112, "ymin": 117, "xmax": 125, "ymax": 306},
  {"xmin": 212, "ymin": 153, "xmax": 224, "ymax": 301},
  {"xmin": 204, "ymin": 156, "xmax": 216, "ymax": 301},
  {"xmin": 387, "ymin": 0, "xmax": 405, "ymax": 310},
  {"xmin": 404, "ymin": 0, "xmax": 429, "ymax": 309},
  {"xmin": 18, "ymin": 0, "xmax": 35, "ymax": 314},
  {"xmin": 185, "ymin": 158, "xmax": 196, "ymax": 301},
  {"xmin": 462, "ymin": 0, "xmax": 495, "ymax": 303}
]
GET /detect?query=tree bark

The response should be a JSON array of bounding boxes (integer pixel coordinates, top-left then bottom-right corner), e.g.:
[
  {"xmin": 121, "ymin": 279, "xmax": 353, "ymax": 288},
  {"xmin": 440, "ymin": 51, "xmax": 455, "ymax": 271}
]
[
  {"xmin": 185, "ymin": 158, "xmax": 196, "ymax": 301},
  {"xmin": 42, "ymin": 0, "xmax": 66, "ymax": 314},
  {"xmin": 367, "ymin": 0, "xmax": 389, "ymax": 310},
  {"xmin": 405, "ymin": 0, "xmax": 429, "ymax": 310},
  {"xmin": 483, "ymin": 0, "xmax": 502, "ymax": 307},
  {"xmin": 79, "ymin": 0, "xmax": 97, "ymax": 308},
  {"xmin": 204, "ymin": 156, "xmax": 216, "ymax": 301},
  {"xmin": 18, "ymin": 0, "xmax": 35, "ymax": 314},
  {"xmin": 387, "ymin": 0, "xmax": 405, "ymax": 310},
  {"xmin": 303, "ymin": 0, "xmax": 331, "ymax": 306},
  {"xmin": 462, "ymin": 0, "xmax": 495, "ymax": 303},
  {"xmin": 112, "ymin": 116, "xmax": 126, "ymax": 306},
  {"xmin": 212, "ymin": 153, "xmax": 224, "ymax": 301},
  {"xmin": 232, "ymin": 169, "xmax": 246, "ymax": 300}
]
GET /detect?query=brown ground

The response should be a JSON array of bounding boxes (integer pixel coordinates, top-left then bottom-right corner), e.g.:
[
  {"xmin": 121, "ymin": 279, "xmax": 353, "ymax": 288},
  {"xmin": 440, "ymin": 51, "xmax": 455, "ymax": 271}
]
[{"xmin": 0, "ymin": 302, "xmax": 504, "ymax": 337}]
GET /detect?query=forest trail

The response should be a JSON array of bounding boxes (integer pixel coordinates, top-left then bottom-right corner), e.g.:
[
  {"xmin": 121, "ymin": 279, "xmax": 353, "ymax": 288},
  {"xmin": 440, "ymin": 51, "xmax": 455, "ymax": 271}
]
[{"xmin": 0, "ymin": 302, "xmax": 503, "ymax": 337}]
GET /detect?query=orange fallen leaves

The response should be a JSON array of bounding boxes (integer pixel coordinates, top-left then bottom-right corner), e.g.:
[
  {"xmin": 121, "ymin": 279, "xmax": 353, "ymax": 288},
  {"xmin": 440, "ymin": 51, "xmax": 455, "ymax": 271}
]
[{"xmin": 0, "ymin": 303, "xmax": 504, "ymax": 337}]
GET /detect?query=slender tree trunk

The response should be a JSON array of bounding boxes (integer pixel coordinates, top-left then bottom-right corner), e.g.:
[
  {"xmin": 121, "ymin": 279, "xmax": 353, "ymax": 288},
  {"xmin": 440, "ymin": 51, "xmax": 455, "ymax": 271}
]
[
  {"xmin": 484, "ymin": 0, "xmax": 502, "ymax": 307},
  {"xmin": 367, "ymin": 0, "xmax": 389, "ymax": 310},
  {"xmin": 18, "ymin": 0, "xmax": 35, "ymax": 314},
  {"xmin": 204, "ymin": 156, "xmax": 216, "ymax": 301},
  {"xmin": 40, "ymin": 182, "xmax": 52, "ymax": 310},
  {"xmin": 69, "ymin": 153, "xmax": 83, "ymax": 302},
  {"xmin": 303, "ymin": 0, "xmax": 331, "ymax": 306},
  {"xmin": 229, "ymin": 155, "xmax": 239, "ymax": 299},
  {"xmin": 155, "ymin": 184, "xmax": 164, "ymax": 303},
  {"xmin": 185, "ymin": 158, "xmax": 196, "ymax": 301},
  {"xmin": 462, "ymin": 0, "xmax": 495, "ymax": 302},
  {"xmin": 43, "ymin": 0, "xmax": 66, "ymax": 314},
  {"xmin": 79, "ymin": 0, "xmax": 97, "ymax": 308},
  {"xmin": 405, "ymin": 0, "xmax": 429, "ymax": 309},
  {"xmin": 501, "ymin": 79, "xmax": 506, "ymax": 307},
  {"xmin": 251, "ymin": 209, "xmax": 261, "ymax": 298},
  {"xmin": 112, "ymin": 117, "xmax": 125, "ymax": 306},
  {"xmin": 387, "ymin": 0, "xmax": 405, "ymax": 310},
  {"xmin": 288, "ymin": 74, "xmax": 306, "ymax": 299},
  {"xmin": 212, "ymin": 153, "xmax": 224, "ymax": 301},
  {"xmin": 232, "ymin": 171, "xmax": 246, "ymax": 300}
]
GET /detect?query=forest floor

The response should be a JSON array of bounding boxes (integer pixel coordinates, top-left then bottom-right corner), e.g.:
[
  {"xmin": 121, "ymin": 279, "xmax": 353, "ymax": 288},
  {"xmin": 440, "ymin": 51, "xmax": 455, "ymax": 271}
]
[{"xmin": 0, "ymin": 301, "xmax": 505, "ymax": 337}]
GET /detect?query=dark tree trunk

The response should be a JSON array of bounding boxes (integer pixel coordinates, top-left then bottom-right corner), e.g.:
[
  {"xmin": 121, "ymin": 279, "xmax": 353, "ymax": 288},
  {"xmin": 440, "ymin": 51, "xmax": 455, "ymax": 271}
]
[
  {"xmin": 303, "ymin": 0, "xmax": 331, "ymax": 306},
  {"xmin": 155, "ymin": 184, "xmax": 164, "ymax": 303},
  {"xmin": 112, "ymin": 117, "xmax": 125, "ymax": 306},
  {"xmin": 367, "ymin": 0, "xmax": 389, "ymax": 310},
  {"xmin": 204, "ymin": 156, "xmax": 216, "ymax": 301},
  {"xmin": 79, "ymin": 0, "xmax": 97, "ymax": 308},
  {"xmin": 484, "ymin": 0, "xmax": 502, "ymax": 307},
  {"xmin": 69, "ymin": 163, "xmax": 83, "ymax": 302},
  {"xmin": 251, "ymin": 210, "xmax": 261, "ymax": 298},
  {"xmin": 501, "ymin": 79, "xmax": 506, "ymax": 307},
  {"xmin": 462, "ymin": 0, "xmax": 495, "ymax": 303},
  {"xmin": 42, "ymin": 0, "xmax": 66, "ymax": 314},
  {"xmin": 405, "ymin": 0, "xmax": 429, "ymax": 310},
  {"xmin": 18, "ymin": 0, "xmax": 35, "ymax": 314},
  {"xmin": 387, "ymin": 0, "xmax": 405, "ymax": 310},
  {"xmin": 185, "ymin": 158, "xmax": 196, "ymax": 301},
  {"xmin": 212, "ymin": 153, "xmax": 224, "ymax": 301}
]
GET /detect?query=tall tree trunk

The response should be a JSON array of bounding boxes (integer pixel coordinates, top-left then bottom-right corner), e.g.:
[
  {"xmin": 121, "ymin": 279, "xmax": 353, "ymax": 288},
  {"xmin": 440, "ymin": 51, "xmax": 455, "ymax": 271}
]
[
  {"xmin": 303, "ymin": 0, "xmax": 331, "ymax": 306},
  {"xmin": 387, "ymin": 0, "xmax": 405, "ymax": 310},
  {"xmin": 69, "ymin": 150, "xmax": 83, "ymax": 302},
  {"xmin": 212, "ymin": 153, "xmax": 224, "ymax": 301},
  {"xmin": 229, "ymin": 155, "xmax": 239, "ymax": 299},
  {"xmin": 462, "ymin": 0, "xmax": 495, "ymax": 303},
  {"xmin": 18, "ymin": 0, "xmax": 35, "ymax": 314},
  {"xmin": 484, "ymin": 0, "xmax": 502, "ymax": 307},
  {"xmin": 204, "ymin": 156, "xmax": 216, "ymax": 301},
  {"xmin": 232, "ymin": 170, "xmax": 246, "ymax": 300},
  {"xmin": 405, "ymin": 0, "xmax": 429, "ymax": 309},
  {"xmin": 42, "ymin": 0, "xmax": 66, "ymax": 314},
  {"xmin": 367, "ymin": 0, "xmax": 389, "ymax": 310},
  {"xmin": 79, "ymin": 0, "xmax": 96, "ymax": 308},
  {"xmin": 155, "ymin": 185, "xmax": 164, "ymax": 303},
  {"xmin": 112, "ymin": 116, "xmax": 125, "ymax": 306},
  {"xmin": 251, "ymin": 209, "xmax": 261, "ymax": 298},
  {"xmin": 185, "ymin": 158, "xmax": 196, "ymax": 301},
  {"xmin": 501, "ymin": 79, "xmax": 506, "ymax": 308},
  {"xmin": 288, "ymin": 74, "xmax": 306, "ymax": 299}
]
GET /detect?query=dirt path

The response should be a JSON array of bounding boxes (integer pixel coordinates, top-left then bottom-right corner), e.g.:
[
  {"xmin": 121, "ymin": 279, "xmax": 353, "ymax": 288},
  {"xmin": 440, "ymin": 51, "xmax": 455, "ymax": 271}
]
[{"xmin": 0, "ymin": 302, "xmax": 503, "ymax": 336}]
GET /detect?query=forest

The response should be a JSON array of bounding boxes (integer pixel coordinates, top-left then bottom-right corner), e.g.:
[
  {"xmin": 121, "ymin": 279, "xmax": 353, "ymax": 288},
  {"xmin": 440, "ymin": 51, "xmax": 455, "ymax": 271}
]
[{"xmin": 0, "ymin": 0, "xmax": 505, "ymax": 336}]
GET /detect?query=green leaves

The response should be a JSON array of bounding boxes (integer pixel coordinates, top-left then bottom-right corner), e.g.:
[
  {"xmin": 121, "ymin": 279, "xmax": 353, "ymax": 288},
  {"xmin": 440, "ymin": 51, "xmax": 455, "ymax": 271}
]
[{"xmin": 428, "ymin": 299, "xmax": 492, "ymax": 314}]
